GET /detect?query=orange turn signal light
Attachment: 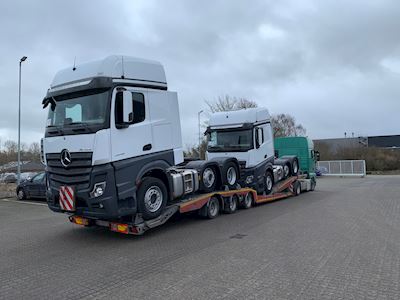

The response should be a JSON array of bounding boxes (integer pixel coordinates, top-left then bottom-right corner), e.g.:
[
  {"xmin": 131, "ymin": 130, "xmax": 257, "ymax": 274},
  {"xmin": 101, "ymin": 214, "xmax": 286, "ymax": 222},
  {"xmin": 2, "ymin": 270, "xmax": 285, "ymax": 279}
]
[
  {"xmin": 70, "ymin": 216, "xmax": 89, "ymax": 226},
  {"xmin": 110, "ymin": 223, "xmax": 129, "ymax": 234}
]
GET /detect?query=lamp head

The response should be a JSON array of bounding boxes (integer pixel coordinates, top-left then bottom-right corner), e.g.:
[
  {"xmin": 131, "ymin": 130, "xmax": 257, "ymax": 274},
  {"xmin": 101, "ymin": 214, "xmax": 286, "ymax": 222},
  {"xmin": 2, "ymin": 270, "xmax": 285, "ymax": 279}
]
[{"xmin": 20, "ymin": 56, "xmax": 27, "ymax": 62}]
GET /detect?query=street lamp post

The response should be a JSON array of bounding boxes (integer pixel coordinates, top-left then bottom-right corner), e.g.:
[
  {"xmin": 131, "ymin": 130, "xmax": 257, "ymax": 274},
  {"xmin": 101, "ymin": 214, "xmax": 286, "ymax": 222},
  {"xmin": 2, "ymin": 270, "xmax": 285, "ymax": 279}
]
[
  {"xmin": 17, "ymin": 56, "xmax": 27, "ymax": 185},
  {"xmin": 198, "ymin": 110, "xmax": 204, "ymax": 156}
]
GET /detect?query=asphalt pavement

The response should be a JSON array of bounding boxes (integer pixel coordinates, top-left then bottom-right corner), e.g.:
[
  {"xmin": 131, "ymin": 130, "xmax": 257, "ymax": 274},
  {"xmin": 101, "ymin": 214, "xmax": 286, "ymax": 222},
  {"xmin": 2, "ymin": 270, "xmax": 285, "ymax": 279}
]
[{"xmin": 1, "ymin": 176, "xmax": 400, "ymax": 299}]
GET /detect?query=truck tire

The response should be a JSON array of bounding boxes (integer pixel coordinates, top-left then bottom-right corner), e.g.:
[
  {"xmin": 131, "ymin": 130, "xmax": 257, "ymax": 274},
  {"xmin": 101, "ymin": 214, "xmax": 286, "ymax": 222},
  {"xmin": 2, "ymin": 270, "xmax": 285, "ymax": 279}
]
[
  {"xmin": 293, "ymin": 181, "xmax": 301, "ymax": 196},
  {"xmin": 265, "ymin": 170, "xmax": 274, "ymax": 194},
  {"xmin": 310, "ymin": 178, "xmax": 316, "ymax": 191},
  {"xmin": 291, "ymin": 159, "xmax": 299, "ymax": 176},
  {"xmin": 241, "ymin": 192, "xmax": 253, "ymax": 209},
  {"xmin": 283, "ymin": 163, "xmax": 290, "ymax": 179},
  {"xmin": 137, "ymin": 177, "xmax": 167, "ymax": 220},
  {"xmin": 224, "ymin": 162, "xmax": 238, "ymax": 189},
  {"xmin": 201, "ymin": 167, "xmax": 217, "ymax": 193},
  {"xmin": 199, "ymin": 196, "xmax": 220, "ymax": 219},
  {"xmin": 224, "ymin": 194, "xmax": 238, "ymax": 214}
]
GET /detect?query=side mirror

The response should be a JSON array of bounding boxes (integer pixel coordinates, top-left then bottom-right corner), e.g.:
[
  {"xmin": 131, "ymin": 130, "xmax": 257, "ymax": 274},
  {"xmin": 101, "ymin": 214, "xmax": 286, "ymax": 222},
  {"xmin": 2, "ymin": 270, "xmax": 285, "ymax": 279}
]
[
  {"xmin": 255, "ymin": 127, "xmax": 263, "ymax": 149},
  {"xmin": 314, "ymin": 150, "xmax": 320, "ymax": 161},
  {"xmin": 116, "ymin": 91, "xmax": 133, "ymax": 129},
  {"xmin": 122, "ymin": 91, "xmax": 133, "ymax": 123}
]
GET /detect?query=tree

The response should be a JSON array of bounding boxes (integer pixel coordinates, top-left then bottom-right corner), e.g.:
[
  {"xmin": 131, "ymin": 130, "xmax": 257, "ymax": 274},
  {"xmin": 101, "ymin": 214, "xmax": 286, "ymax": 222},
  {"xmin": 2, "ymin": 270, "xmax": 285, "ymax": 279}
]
[
  {"xmin": 206, "ymin": 95, "xmax": 257, "ymax": 113},
  {"xmin": 271, "ymin": 114, "xmax": 306, "ymax": 137}
]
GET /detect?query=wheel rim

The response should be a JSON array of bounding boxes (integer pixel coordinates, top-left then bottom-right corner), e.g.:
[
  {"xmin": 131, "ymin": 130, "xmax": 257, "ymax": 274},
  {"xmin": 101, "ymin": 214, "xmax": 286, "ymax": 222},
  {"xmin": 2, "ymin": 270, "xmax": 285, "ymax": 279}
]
[
  {"xmin": 226, "ymin": 167, "xmax": 237, "ymax": 186},
  {"xmin": 297, "ymin": 185, "xmax": 301, "ymax": 194},
  {"xmin": 18, "ymin": 190, "xmax": 24, "ymax": 200},
  {"xmin": 144, "ymin": 186, "xmax": 163, "ymax": 213},
  {"xmin": 284, "ymin": 165, "xmax": 290, "ymax": 177},
  {"xmin": 230, "ymin": 196, "xmax": 237, "ymax": 211},
  {"xmin": 293, "ymin": 161, "xmax": 298, "ymax": 174},
  {"xmin": 244, "ymin": 193, "xmax": 253, "ymax": 207},
  {"xmin": 266, "ymin": 175, "xmax": 273, "ymax": 190},
  {"xmin": 203, "ymin": 168, "xmax": 216, "ymax": 188},
  {"xmin": 209, "ymin": 199, "xmax": 218, "ymax": 216}
]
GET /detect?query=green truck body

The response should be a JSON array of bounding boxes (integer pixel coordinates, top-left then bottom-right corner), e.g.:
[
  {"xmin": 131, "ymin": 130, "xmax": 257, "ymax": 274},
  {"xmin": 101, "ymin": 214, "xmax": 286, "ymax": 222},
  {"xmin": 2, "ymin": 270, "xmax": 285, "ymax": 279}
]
[{"xmin": 274, "ymin": 137, "xmax": 317, "ymax": 180}]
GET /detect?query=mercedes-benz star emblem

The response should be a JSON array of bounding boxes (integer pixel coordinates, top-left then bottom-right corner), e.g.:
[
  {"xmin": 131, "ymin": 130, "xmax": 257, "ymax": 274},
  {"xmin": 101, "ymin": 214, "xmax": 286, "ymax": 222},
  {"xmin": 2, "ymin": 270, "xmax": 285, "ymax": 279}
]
[{"xmin": 60, "ymin": 149, "xmax": 72, "ymax": 167}]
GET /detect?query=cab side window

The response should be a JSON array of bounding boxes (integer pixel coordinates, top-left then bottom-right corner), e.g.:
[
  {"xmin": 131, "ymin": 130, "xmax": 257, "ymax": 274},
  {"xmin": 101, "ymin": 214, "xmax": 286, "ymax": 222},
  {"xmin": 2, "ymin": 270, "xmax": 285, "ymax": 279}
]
[{"xmin": 115, "ymin": 91, "xmax": 145, "ymax": 125}]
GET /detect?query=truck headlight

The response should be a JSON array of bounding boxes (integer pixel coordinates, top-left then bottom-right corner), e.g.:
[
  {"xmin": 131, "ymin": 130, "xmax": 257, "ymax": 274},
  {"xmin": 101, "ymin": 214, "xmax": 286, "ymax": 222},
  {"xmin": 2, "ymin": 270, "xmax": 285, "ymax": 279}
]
[{"xmin": 91, "ymin": 182, "xmax": 106, "ymax": 198}]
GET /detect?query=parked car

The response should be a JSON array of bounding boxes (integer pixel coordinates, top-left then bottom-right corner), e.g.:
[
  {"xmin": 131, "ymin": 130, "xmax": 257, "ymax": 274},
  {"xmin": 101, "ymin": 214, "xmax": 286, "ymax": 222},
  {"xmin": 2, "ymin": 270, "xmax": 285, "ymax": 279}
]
[
  {"xmin": 316, "ymin": 166, "xmax": 328, "ymax": 176},
  {"xmin": 16, "ymin": 172, "xmax": 46, "ymax": 200},
  {"xmin": 20, "ymin": 172, "xmax": 37, "ymax": 182},
  {"xmin": 3, "ymin": 173, "xmax": 17, "ymax": 183}
]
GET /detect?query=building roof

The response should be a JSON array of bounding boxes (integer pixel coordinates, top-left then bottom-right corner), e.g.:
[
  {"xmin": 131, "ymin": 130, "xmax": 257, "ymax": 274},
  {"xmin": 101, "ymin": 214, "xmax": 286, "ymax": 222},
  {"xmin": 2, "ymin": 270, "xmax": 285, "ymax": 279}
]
[{"xmin": 368, "ymin": 135, "xmax": 400, "ymax": 148}]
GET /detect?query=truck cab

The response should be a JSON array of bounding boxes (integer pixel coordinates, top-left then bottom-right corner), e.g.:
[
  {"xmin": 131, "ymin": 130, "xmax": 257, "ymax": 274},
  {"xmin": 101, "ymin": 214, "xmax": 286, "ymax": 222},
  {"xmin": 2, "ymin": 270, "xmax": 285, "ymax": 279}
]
[
  {"xmin": 206, "ymin": 108, "xmax": 276, "ymax": 193},
  {"xmin": 43, "ymin": 56, "xmax": 184, "ymax": 220},
  {"xmin": 274, "ymin": 136, "xmax": 317, "ymax": 189}
]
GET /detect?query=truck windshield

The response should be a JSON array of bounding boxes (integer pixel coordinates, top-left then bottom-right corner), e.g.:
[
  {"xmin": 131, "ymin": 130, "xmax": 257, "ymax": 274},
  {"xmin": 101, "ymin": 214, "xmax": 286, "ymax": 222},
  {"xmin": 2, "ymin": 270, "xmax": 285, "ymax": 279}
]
[
  {"xmin": 207, "ymin": 129, "xmax": 253, "ymax": 152},
  {"xmin": 46, "ymin": 89, "xmax": 110, "ymax": 128}
]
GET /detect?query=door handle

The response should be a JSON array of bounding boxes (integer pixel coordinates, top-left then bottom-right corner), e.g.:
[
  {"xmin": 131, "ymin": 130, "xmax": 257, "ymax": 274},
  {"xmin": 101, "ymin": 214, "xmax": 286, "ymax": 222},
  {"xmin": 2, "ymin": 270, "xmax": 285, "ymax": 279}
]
[
  {"xmin": 143, "ymin": 144, "xmax": 152, "ymax": 151},
  {"xmin": 264, "ymin": 154, "xmax": 268, "ymax": 158}
]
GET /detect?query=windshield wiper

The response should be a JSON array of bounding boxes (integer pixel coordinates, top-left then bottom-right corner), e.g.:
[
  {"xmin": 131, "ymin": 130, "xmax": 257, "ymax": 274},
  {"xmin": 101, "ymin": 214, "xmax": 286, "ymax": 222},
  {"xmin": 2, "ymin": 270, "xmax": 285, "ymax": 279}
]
[
  {"xmin": 67, "ymin": 122, "xmax": 93, "ymax": 133},
  {"xmin": 46, "ymin": 125, "xmax": 64, "ymax": 135}
]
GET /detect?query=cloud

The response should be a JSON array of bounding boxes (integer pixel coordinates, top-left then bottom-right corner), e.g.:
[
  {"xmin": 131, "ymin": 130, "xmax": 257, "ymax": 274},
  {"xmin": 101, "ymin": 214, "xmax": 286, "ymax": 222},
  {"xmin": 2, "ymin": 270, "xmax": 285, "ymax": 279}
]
[{"xmin": 0, "ymin": 0, "xmax": 399, "ymax": 149}]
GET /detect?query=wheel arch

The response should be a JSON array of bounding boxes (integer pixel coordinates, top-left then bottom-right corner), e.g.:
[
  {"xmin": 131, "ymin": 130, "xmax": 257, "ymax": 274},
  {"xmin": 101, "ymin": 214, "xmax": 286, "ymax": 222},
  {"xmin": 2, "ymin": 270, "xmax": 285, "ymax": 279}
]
[{"xmin": 137, "ymin": 160, "xmax": 171, "ymax": 201}]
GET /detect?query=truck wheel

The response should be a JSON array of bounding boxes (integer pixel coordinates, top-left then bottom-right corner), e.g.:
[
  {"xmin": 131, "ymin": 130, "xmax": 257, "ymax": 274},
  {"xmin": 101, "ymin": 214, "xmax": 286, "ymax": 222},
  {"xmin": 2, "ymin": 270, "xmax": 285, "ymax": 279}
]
[
  {"xmin": 310, "ymin": 178, "xmax": 316, "ymax": 191},
  {"xmin": 293, "ymin": 181, "xmax": 301, "ymax": 196},
  {"xmin": 137, "ymin": 177, "xmax": 167, "ymax": 220},
  {"xmin": 224, "ymin": 162, "xmax": 238, "ymax": 189},
  {"xmin": 291, "ymin": 159, "xmax": 299, "ymax": 176},
  {"xmin": 224, "ymin": 194, "xmax": 238, "ymax": 214},
  {"xmin": 283, "ymin": 163, "xmax": 290, "ymax": 179},
  {"xmin": 265, "ymin": 171, "xmax": 274, "ymax": 194},
  {"xmin": 241, "ymin": 192, "xmax": 253, "ymax": 209},
  {"xmin": 200, "ymin": 196, "xmax": 220, "ymax": 219},
  {"xmin": 201, "ymin": 167, "xmax": 217, "ymax": 192}
]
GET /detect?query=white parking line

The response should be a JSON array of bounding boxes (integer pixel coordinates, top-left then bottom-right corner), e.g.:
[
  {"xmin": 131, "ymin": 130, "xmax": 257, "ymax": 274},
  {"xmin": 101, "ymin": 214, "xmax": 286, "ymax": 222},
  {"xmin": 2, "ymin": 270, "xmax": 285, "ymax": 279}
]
[{"xmin": 0, "ymin": 198, "xmax": 47, "ymax": 206}]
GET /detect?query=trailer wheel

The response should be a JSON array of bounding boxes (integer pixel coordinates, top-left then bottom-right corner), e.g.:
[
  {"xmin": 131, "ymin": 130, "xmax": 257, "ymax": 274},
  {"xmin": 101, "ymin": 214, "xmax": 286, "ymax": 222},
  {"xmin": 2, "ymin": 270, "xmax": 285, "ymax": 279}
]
[
  {"xmin": 137, "ymin": 177, "xmax": 167, "ymax": 220},
  {"xmin": 201, "ymin": 167, "xmax": 217, "ymax": 192},
  {"xmin": 265, "ymin": 171, "xmax": 274, "ymax": 194},
  {"xmin": 224, "ymin": 194, "xmax": 238, "ymax": 214},
  {"xmin": 224, "ymin": 162, "xmax": 238, "ymax": 189},
  {"xmin": 200, "ymin": 196, "xmax": 220, "ymax": 219},
  {"xmin": 293, "ymin": 181, "xmax": 301, "ymax": 196},
  {"xmin": 241, "ymin": 192, "xmax": 253, "ymax": 209}
]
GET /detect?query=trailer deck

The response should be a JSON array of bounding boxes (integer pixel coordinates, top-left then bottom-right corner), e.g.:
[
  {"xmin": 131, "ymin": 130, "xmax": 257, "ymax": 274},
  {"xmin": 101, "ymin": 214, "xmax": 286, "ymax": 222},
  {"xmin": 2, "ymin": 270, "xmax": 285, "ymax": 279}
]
[{"xmin": 68, "ymin": 175, "xmax": 309, "ymax": 235}]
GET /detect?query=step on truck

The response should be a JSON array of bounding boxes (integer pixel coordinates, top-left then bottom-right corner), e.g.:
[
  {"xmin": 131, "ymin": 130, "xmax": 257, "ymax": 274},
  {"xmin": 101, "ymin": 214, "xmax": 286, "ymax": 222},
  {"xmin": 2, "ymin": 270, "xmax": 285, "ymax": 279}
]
[{"xmin": 41, "ymin": 55, "xmax": 313, "ymax": 235}]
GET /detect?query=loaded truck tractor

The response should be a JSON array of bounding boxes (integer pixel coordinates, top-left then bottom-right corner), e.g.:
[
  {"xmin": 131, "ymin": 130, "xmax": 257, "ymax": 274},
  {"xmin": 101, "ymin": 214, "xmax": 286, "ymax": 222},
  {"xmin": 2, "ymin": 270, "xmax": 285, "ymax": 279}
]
[{"xmin": 41, "ymin": 55, "xmax": 301, "ymax": 234}]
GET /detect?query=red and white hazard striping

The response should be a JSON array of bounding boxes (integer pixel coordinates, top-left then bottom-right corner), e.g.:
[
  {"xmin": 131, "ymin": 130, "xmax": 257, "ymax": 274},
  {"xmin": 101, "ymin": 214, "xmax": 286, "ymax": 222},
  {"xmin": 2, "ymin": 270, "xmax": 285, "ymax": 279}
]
[{"xmin": 59, "ymin": 186, "xmax": 75, "ymax": 211}]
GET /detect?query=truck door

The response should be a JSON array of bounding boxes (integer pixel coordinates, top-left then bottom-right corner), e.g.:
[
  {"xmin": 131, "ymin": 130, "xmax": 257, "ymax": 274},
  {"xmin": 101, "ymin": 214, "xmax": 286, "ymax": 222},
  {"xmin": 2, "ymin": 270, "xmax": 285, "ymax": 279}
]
[
  {"xmin": 252, "ymin": 124, "xmax": 274, "ymax": 165},
  {"xmin": 110, "ymin": 88, "xmax": 153, "ymax": 162}
]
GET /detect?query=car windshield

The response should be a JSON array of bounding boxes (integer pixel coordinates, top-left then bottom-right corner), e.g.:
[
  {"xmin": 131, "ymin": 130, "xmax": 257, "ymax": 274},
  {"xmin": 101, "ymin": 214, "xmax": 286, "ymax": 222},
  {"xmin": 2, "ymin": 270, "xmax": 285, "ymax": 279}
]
[
  {"xmin": 46, "ymin": 89, "xmax": 110, "ymax": 128},
  {"xmin": 207, "ymin": 129, "xmax": 253, "ymax": 152}
]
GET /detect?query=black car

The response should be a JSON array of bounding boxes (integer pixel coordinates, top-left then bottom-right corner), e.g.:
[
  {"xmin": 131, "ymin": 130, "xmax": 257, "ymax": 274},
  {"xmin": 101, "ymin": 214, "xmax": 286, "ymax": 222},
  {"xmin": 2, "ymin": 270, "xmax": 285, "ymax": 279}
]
[{"xmin": 16, "ymin": 172, "xmax": 46, "ymax": 200}]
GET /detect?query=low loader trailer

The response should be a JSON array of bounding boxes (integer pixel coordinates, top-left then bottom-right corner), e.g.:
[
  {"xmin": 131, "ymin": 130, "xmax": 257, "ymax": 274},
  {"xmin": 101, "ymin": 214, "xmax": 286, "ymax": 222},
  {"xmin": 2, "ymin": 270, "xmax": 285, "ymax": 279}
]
[{"xmin": 68, "ymin": 174, "xmax": 306, "ymax": 235}]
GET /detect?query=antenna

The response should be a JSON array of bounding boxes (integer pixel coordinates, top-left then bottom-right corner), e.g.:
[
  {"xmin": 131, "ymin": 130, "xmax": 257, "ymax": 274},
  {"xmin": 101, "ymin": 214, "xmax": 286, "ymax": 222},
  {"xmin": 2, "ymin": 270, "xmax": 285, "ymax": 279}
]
[
  {"xmin": 121, "ymin": 56, "xmax": 125, "ymax": 79},
  {"xmin": 72, "ymin": 56, "xmax": 76, "ymax": 71}
]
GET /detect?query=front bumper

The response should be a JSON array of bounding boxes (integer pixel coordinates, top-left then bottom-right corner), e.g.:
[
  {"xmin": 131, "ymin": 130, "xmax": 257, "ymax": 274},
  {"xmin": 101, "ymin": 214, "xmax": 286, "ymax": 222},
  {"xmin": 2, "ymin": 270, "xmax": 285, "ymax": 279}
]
[{"xmin": 46, "ymin": 163, "xmax": 137, "ymax": 220}]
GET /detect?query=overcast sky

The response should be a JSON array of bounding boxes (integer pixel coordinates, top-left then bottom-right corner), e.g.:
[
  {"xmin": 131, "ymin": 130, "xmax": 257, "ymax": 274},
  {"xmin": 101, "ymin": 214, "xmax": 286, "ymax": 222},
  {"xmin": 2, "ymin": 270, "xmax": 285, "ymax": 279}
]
[{"xmin": 1, "ymin": 0, "xmax": 400, "ymax": 148}]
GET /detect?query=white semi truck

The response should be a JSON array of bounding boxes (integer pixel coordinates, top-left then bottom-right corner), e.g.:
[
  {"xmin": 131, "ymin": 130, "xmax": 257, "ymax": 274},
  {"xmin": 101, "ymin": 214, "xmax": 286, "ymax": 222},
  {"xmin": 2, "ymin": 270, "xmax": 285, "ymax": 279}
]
[{"xmin": 41, "ymin": 55, "xmax": 302, "ymax": 235}]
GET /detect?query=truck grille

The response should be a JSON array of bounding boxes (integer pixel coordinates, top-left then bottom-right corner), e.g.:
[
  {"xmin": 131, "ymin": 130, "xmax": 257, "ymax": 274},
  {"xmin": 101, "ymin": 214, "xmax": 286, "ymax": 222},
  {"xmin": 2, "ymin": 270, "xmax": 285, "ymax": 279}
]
[{"xmin": 46, "ymin": 152, "xmax": 93, "ymax": 189}]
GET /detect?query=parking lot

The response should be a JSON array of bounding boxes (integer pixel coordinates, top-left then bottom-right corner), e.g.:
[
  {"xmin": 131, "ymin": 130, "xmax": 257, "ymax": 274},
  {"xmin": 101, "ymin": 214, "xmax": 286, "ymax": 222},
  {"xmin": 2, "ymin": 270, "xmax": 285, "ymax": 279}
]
[{"xmin": 1, "ymin": 176, "xmax": 400, "ymax": 299}]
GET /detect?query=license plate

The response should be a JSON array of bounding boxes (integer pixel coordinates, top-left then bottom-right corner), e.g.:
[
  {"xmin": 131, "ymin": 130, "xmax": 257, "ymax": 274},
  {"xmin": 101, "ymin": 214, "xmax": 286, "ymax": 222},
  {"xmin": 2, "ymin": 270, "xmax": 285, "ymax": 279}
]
[{"xmin": 59, "ymin": 186, "xmax": 75, "ymax": 212}]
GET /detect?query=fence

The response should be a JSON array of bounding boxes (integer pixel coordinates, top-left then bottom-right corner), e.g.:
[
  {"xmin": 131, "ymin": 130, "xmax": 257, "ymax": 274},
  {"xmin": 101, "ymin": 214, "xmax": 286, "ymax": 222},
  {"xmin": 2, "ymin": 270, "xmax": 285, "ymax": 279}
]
[{"xmin": 317, "ymin": 160, "xmax": 366, "ymax": 177}]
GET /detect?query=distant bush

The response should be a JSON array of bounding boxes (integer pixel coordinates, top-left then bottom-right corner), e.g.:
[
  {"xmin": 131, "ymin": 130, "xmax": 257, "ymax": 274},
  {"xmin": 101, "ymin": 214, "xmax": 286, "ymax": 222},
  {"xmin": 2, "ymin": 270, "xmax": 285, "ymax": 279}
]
[{"xmin": 315, "ymin": 144, "xmax": 400, "ymax": 171}]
